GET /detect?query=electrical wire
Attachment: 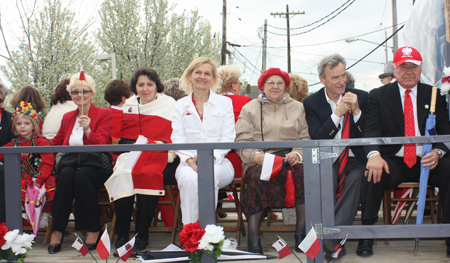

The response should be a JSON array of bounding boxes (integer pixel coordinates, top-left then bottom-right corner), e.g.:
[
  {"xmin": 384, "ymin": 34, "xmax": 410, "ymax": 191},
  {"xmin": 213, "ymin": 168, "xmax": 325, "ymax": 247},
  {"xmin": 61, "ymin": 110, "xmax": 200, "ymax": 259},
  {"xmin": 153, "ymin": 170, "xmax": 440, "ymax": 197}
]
[
  {"xmin": 268, "ymin": 0, "xmax": 353, "ymax": 30},
  {"xmin": 268, "ymin": 0, "xmax": 357, "ymax": 36}
]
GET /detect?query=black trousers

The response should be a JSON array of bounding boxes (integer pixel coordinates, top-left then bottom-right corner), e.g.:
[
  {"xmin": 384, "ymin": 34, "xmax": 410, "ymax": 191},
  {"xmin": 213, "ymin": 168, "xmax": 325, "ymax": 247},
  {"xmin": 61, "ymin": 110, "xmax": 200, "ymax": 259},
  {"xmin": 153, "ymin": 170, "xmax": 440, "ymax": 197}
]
[
  {"xmin": 361, "ymin": 155, "xmax": 450, "ymax": 224},
  {"xmin": 113, "ymin": 194, "xmax": 160, "ymax": 240},
  {"xmin": 51, "ymin": 166, "xmax": 109, "ymax": 232}
]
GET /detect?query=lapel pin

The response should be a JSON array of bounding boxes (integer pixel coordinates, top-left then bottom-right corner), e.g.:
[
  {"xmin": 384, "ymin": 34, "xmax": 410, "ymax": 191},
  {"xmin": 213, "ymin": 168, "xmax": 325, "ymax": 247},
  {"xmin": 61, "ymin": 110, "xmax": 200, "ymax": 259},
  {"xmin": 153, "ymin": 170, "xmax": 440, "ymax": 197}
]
[{"xmin": 424, "ymin": 104, "xmax": 429, "ymax": 109}]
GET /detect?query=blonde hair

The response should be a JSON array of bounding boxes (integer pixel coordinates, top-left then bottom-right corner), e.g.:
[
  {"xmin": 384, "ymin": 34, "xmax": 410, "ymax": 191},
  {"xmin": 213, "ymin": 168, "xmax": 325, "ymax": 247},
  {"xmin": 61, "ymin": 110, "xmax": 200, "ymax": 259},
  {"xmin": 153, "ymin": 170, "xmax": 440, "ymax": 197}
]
[
  {"xmin": 12, "ymin": 114, "xmax": 40, "ymax": 136},
  {"xmin": 217, "ymin": 65, "xmax": 242, "ymax": 94},
  {"xmin": 67, "ymin": 72, "xmax": 96, "ymax": 94},
  {"xmin": 180, "ymin": 57, "xmax": 218, "ymax": 94},
  {"xmin": 288, "ymin": 73, "xmax": 309, "ymax": 103}
]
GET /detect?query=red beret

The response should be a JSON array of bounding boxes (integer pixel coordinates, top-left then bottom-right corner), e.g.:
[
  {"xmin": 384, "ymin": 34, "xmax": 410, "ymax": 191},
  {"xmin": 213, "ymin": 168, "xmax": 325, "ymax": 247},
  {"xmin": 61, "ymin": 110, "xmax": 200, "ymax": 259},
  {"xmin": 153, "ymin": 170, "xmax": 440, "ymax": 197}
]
[{"xmin": 257, "ymin": 68, "xmax": 290, "ymax": 91}]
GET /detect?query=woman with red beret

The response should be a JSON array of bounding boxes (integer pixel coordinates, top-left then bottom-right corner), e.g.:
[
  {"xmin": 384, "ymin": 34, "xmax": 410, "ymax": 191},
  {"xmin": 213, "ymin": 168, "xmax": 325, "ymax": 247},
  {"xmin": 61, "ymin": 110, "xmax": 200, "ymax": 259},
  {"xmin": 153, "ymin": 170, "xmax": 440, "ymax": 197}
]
[{"xmin": 235, "ymin": 68, "xmax": 310, "ymax": 254}]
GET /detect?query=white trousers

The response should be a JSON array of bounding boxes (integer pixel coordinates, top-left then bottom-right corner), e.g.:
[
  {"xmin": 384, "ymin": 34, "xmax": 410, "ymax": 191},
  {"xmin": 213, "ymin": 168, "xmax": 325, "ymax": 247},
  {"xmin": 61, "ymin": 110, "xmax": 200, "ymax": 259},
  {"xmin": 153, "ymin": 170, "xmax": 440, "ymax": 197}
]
[{"xmin": 175, "ymin": 158, "xmax": 234, "ymax": 224}]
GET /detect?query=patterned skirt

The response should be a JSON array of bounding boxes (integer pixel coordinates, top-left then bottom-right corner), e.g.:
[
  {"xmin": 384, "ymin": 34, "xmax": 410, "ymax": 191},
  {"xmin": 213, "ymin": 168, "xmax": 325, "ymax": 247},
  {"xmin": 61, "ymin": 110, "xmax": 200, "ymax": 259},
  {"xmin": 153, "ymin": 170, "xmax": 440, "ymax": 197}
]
[{"xmin": 241, "ymin": 163, "xmax": 304, "ymax": 218}]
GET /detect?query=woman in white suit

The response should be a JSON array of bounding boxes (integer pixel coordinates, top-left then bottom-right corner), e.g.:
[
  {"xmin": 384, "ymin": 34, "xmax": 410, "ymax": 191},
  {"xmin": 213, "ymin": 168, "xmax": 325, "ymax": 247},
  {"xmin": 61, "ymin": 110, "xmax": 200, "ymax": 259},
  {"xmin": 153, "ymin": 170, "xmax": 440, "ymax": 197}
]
[{"xmin": 171, "ymin": 57, "xmax": 235, "ymax": 224}]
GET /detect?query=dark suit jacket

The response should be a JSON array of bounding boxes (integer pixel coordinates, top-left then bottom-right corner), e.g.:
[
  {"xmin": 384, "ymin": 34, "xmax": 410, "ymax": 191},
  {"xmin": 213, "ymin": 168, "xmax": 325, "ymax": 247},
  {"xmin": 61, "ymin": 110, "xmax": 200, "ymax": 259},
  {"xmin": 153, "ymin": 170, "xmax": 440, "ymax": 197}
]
[
  {"xmin": 303, "ymin": 87, "xmax": 368, "ymax": 163},
  {"xmin": 52, "ymin": 103, "xmax": 112, "ymax": 146},
  {"xmin": 363, "ymin": 81, "xmax": 450, "ymax": 156},
  {"xmin": 0, "ymin": 110, "xmax": 14, "ymax": 147}
]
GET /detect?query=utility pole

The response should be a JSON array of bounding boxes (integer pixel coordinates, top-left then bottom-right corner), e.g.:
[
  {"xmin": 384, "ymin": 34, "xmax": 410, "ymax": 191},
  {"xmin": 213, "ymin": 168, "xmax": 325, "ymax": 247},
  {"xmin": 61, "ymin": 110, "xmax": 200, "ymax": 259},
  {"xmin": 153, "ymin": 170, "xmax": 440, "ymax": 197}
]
[
  {"xmin": 262, "ymin": 19, "xmax": 267, "ymax": 71},
  {"xmin": 271, "ymin": 5, "xmax": 304, "ymax": 73},
  {"xmin": 221, "ymin": 0, "xmax": 227, "ymax": 65},
  {"xmin": 391, "ymin": 0, "xmax": 398, "ymax": 53}
]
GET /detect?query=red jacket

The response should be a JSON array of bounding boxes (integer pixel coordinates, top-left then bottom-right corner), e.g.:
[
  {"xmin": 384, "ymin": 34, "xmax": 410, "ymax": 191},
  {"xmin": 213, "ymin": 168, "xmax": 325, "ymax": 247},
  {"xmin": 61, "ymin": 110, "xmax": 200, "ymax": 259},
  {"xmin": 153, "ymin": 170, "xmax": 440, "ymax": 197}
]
[
  {"xmin": 224, "ymin": 94, "xmax": 252, "ymax": 123},
  {"xmin": 1, "ymin": 135, "xmax": 54, "ymax": 186},
  {"xmin": 52, "ymin": 103, "xmax": 112, "ymax": 146}
]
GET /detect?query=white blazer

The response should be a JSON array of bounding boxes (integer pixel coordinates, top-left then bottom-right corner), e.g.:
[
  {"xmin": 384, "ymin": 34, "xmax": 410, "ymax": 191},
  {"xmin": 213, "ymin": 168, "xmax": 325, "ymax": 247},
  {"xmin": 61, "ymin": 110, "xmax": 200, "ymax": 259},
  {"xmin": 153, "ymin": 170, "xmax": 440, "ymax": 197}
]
[{"xmin": 171, "ymin": 90, "xmax": 236, "ymax": 164}]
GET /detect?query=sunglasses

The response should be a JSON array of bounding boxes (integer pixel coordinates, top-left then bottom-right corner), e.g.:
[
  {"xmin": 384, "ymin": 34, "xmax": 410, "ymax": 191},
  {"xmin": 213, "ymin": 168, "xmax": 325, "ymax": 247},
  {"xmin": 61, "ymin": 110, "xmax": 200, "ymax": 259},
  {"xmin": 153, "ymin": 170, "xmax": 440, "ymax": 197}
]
[{"xmin": 71, "ymin": 89, "xmax": 91, "ymax": 95}]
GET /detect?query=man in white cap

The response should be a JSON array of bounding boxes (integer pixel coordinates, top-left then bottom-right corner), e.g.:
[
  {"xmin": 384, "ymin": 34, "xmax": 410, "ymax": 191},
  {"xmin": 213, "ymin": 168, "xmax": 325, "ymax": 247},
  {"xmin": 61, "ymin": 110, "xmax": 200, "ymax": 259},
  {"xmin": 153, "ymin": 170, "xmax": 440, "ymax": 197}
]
[
  {"xmin": 359, "ymin": 46, "xmax": 450, "ymax": 258},
  {"xmin": 378, "ymin": 61, "xmax": 395, "ymax": 85}
]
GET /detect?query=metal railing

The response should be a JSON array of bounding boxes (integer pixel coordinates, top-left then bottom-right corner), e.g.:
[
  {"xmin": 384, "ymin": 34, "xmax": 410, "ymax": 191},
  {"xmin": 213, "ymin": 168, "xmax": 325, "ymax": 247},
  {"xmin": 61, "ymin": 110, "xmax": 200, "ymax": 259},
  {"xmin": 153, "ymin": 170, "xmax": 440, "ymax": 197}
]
[{"xmin": 2, "ymin": 135, "xmax": 450, "ymax": 263}]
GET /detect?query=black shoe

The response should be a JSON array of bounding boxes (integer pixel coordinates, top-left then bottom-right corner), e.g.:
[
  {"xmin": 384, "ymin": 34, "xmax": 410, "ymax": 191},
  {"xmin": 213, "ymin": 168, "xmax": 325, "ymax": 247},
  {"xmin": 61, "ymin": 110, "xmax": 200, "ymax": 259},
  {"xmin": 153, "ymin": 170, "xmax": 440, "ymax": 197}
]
[
  {"xmin": 86, "ymin": 243, "xmax": 97, "ymax": 251},
  {"xmin": 325, "ymin": 246, "xmax": 346, "ymax": 261},
  {"xmin": 115, "ymin": 233, "xmax": 129, "ymax": 249},
  {"xmin": 218, "ymin": 212, "xmax": 228, "ymax": 218},
  {"xmin": 356, "ymin": 239, "xmax": 373, "ymax": 257},
  {"xmin": 133, "ymin": 237, "xmax": 148, "ymax": 252},
  {"xmin": 47, "ymin": 243, "xmax": 61, "ymax": 254},
  {"xmin": 248, "ymin": 238, "xmax": 263, "ymax": 254}
]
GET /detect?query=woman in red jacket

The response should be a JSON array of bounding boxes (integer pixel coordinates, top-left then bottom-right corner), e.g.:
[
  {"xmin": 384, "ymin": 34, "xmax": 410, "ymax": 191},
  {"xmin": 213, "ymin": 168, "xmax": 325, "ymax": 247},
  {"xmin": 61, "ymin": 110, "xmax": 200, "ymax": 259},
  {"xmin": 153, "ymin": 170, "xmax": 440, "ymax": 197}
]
[{"xmin": 48, "ymin": 72, "xmax": 113, "ymax": 254}]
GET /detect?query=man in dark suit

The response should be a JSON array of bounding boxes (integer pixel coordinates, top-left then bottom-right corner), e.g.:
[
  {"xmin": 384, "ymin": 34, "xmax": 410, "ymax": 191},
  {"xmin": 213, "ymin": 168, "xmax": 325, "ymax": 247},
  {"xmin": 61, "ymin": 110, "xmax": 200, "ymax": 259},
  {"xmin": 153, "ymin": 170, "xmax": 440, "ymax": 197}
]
[
  {"xmin": 360, "ymin": 46, "xmax": 450, "ymax": 258},
  {"xmin": 303, "ymin": 54, "xmax": 368, "ymax": 260}
]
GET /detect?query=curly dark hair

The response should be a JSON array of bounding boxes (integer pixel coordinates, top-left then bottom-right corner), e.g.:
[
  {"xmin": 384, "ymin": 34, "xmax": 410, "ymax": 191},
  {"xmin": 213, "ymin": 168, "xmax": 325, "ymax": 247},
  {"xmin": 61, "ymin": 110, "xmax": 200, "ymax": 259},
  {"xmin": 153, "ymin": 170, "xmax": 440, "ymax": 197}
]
[
  {"xmin": 129, "ymin": 67, "xmax": 164, "ymax": 95},
  {"xmin": 51, "ymin": 78, "xmax": 72, "ymax": 105},
  {"xmin": 104, "ymin": 79, "xmax": 132, "ymax": 106},
  {"xmin": 10, "ymin": 86, "xmax": 46, "ymax": 113}
]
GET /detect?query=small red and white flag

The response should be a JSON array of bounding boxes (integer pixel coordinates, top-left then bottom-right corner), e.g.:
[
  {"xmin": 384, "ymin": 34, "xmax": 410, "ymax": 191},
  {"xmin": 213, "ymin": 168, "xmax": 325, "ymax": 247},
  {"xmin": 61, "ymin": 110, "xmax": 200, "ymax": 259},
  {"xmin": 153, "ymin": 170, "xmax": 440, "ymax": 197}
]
[
  {"xmin": 79, "ymin": 64, "xmax": 86, "ymax": 81},
  {"xmin": 260, "ymin": 153, "xmax": 284, "ymax": 181},
  {"xmin": 272, "ymin": 237, "xmax": 292, "ymax": 259},
  {"xmin": 71, "ymin": 236, "xmax": 88, "ymax": 256},
  {"xmin": 299, "ymin": 226, "xmax": 321, "ymax": 259},
  {"xmin": 117, "ymin": 236, "xmax": 135, "ymax": 262},
  {"xmin": 391, "ymin": 188, "xmax": 413, "ymax": 224},
  {"xmin": 331, "ymin": 234, "xmax": 349, "ymax": 259},
  {"xmin": 96, "ymin": 229, "xmax": 111, "ymax": 259}
]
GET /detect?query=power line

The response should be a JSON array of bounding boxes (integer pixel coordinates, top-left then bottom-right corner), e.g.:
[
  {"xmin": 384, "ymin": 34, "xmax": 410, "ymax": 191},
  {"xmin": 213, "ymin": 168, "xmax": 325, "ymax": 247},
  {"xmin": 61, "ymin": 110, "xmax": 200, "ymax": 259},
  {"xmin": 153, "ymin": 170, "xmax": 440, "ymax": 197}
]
[
  {"xmin": 268, "ymin": 0, "xmax": 354, "ymax": 30},
  {"xmin": 268, "ymin": 0, "xmax": 357, "ymax": 36}
]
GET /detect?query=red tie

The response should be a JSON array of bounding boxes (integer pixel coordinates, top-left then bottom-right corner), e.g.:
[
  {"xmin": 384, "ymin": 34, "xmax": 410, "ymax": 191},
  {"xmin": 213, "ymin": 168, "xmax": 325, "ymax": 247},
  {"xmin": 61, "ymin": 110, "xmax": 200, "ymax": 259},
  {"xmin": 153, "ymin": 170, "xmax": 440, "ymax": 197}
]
[
  {"xmin": 404, "ymin": 90, "xmax": 416, "ymax": 168},
  {"xmin": 337, "ymin": 112, "xmax": 350, "ymax": 201}
]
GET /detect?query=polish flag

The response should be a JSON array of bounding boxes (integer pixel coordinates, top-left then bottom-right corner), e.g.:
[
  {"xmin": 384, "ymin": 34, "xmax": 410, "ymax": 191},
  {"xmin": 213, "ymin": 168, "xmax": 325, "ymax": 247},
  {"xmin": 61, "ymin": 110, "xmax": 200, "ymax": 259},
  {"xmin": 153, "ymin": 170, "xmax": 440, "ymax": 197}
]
[
  {"xmin": 299, "ymin": 227, "xmax": 321, "ymax": 259},
  {"xmin": 331, "ymin": 234, "xmax": 349, "ymax": 259},
  {"xmin": 71, "ymin": 237, "xmax": 88, "ymax": 256},
  {"xmin": 117, "ymin": 236, "xmax": 135, "ymax": 262},
  {"xmin": 260, "ymin": 153, "xmax": 283, "ymax": 181},
  {"xmin": 272, "ymin": 237, "xmax": 292, "ymax": 259},
  {"xmin": 96, "ymin": 229, "xmax": 111, "ymax": 259}
]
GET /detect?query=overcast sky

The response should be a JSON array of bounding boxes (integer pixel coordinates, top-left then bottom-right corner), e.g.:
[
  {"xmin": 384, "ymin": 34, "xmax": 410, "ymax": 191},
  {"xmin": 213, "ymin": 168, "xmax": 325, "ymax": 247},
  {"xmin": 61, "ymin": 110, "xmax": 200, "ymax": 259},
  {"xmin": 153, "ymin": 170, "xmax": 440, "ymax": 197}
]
[{"xmin": 0, "ymin": 0, "xmax": 415, "ymax": 93}]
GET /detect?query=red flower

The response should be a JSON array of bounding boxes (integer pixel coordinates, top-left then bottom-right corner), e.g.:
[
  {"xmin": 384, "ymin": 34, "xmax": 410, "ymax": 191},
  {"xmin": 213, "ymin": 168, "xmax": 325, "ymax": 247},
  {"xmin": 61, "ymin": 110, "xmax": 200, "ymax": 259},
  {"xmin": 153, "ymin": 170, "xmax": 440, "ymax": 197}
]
[
  {"xmin": 0, "ymin": 222, "xmax": 9, "ymax": 247},
  {"xmin": 179, "ymin": 222, "xmax": 205, "ymax": 252}
]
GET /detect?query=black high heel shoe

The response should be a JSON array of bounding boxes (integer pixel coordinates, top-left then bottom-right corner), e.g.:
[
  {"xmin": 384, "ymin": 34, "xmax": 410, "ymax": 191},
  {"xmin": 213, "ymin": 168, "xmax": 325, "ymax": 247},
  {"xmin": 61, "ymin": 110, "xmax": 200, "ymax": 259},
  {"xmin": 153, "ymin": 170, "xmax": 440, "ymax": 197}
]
[
  {"xmin": 248, "ymin": 238, "xmax": 263, "ymax": 254},
  {"xmin": 48, "ymin": 235, "xmax": 65, "ymax": 254}
]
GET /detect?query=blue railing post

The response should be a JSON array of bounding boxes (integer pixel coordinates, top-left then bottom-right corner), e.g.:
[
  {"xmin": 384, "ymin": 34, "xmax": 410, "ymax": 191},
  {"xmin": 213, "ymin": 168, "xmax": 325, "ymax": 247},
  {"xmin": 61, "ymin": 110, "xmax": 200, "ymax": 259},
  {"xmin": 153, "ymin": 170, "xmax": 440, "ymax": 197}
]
[
  {"xmin": 4, "ymin": 153, "xmax": 23, "ymax": 232},
  {"xmin": 197, "ymin": 149, "xmax": 216, "ymax": 263}
]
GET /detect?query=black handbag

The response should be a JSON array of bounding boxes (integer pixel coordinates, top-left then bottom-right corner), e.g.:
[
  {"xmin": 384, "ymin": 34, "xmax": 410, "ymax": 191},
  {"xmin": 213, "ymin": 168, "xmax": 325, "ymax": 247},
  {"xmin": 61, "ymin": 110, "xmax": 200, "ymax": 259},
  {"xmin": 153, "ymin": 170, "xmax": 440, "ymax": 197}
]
[{"xmin": 56, "ymin": 151, "xmax": 113, "ymax": 175}]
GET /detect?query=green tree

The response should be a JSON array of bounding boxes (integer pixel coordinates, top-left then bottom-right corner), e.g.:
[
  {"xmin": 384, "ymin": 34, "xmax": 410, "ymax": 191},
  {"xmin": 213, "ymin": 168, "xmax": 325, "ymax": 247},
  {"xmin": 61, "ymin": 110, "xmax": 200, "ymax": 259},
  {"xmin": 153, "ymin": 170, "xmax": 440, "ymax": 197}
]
[
  {"xmin": 0, "ymin": 0, "xmax": 97, "ymax": 113},
  {"xmin": 97, "ymin": 0, "xmax": 222, "ymax": 84}
]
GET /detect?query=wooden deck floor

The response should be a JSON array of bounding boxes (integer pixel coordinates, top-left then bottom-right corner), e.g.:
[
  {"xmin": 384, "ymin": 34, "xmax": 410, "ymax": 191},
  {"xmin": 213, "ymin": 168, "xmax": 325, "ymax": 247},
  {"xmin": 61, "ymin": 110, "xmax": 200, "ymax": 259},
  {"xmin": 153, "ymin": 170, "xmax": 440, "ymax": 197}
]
[{"xmin": 26, "ymin": 214, "xmax": 450, "ymax": 263}]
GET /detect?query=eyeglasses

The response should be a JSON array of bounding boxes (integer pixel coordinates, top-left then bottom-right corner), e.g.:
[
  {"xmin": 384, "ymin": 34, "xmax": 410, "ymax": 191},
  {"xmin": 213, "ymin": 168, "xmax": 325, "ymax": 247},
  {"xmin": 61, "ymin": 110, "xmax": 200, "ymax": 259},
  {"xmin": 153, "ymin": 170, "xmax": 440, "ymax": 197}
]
[
  {"xmin": 265, "ymin": 81, "xmax": 285, "ymax": 88},
  {"xmin": 71, "ymin": 89, "xmax": 91, "ymax": 95}
]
